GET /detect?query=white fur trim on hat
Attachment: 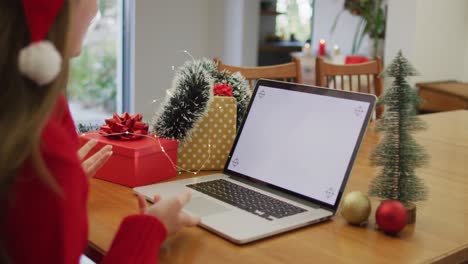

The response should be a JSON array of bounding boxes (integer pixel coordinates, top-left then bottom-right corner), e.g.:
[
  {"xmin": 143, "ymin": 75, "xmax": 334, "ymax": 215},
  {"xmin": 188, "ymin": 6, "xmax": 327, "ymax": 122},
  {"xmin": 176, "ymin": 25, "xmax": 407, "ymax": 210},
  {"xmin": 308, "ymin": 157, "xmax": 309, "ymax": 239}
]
[{"xmin": 18, "ymin": 40, "xmax": 62, "ymax": 86}]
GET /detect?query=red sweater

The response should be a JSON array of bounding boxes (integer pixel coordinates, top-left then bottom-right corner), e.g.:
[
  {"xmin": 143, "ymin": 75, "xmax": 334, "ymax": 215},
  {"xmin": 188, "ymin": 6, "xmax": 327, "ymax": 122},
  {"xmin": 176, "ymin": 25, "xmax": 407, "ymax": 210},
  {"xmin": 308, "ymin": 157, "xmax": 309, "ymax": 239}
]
[{"xmin": 4, "ymin": 96, "xmax": 167, "ymax": 263}]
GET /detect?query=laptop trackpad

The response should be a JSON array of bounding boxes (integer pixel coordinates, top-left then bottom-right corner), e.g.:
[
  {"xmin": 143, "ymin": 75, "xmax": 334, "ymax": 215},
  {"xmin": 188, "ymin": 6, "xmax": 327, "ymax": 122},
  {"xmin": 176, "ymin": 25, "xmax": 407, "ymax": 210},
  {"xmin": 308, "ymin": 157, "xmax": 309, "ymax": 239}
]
[{"xmin": 184, "ymin": 196, "xmax": 232, "ymax": 217}]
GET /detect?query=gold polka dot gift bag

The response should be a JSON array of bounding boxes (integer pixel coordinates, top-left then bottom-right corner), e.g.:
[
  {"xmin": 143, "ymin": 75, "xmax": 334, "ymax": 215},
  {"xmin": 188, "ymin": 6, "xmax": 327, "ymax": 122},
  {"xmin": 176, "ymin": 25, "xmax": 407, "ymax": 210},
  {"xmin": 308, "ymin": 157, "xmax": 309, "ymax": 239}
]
[{"xmin": 177, "ymin": 96, "xmax": 237, "ymax": 171}]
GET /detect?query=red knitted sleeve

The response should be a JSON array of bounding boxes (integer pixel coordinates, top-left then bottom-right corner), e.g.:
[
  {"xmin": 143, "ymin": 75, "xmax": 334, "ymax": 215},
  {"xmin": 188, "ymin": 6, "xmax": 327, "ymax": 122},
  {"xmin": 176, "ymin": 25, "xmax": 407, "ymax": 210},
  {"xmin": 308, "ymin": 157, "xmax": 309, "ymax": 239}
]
[
  {"xmin": 101, "ymin": 215, "xmax": 168, "ymax": 264},
  {"xmin": 57, "ymin": 95, "xmax": 169, "ymax": 263}
]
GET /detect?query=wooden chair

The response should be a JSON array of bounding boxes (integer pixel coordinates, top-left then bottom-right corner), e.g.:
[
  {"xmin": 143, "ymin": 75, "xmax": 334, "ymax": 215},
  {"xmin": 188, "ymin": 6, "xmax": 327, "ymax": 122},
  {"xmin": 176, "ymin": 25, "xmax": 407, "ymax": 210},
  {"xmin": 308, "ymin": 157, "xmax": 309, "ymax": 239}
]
[
  {"xmin": 215, "ymin": 57, "xmax": 302, "ymax": 90},
  {"xmin": 315, "ymin": 56, "xmax": 384, "ymax": 118}
]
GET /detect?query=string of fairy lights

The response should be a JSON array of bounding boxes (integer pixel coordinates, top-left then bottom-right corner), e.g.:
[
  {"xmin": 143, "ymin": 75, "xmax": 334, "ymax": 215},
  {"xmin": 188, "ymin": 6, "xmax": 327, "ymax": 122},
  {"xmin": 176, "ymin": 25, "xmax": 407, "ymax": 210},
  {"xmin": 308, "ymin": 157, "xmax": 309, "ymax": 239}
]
[
  {"xmin": 148, "ymin": 50, "xmax": 195, "ymax": 107},
  {"xmin": 81, "ymin": 50, "xmax": 231, "ymax": 175}
]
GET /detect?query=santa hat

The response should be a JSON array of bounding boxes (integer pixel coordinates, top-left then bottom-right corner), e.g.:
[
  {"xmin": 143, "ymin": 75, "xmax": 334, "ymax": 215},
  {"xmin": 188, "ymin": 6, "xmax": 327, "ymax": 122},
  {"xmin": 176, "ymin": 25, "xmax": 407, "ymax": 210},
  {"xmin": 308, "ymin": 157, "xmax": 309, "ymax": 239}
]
[{"xmin": 18, "ymin": 0, "xmax": 65, "ymax": 86}]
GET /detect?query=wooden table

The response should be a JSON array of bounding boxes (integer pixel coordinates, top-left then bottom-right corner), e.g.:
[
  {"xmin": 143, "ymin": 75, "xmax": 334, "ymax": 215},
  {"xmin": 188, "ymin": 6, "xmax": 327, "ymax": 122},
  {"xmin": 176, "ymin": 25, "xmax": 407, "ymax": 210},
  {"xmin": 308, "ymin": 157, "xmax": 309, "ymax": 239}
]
[{"xmin": 87, "ymin": 111, "xmax": 468, "ymax": 264}]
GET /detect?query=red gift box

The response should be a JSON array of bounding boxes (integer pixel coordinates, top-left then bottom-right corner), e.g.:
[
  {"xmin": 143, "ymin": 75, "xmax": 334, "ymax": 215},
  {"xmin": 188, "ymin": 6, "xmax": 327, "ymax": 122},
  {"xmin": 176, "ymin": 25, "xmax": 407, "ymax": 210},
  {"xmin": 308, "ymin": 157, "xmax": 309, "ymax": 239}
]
[{"xmin": 80, "ymin": 132, "xmax": 178, "ymax": 187}]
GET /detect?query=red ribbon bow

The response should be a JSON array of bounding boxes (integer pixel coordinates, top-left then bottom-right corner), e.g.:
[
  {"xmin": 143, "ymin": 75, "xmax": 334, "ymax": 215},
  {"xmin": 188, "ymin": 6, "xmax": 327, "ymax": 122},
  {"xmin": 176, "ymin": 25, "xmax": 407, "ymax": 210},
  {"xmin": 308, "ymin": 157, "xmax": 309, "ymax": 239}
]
[
  {"xmin": 213, "ymin": 82, "xmax": 233, "ymax": 96},
  {"xmin": 99, "ymin": 112, "xmax": 149, "ymax": 140}
]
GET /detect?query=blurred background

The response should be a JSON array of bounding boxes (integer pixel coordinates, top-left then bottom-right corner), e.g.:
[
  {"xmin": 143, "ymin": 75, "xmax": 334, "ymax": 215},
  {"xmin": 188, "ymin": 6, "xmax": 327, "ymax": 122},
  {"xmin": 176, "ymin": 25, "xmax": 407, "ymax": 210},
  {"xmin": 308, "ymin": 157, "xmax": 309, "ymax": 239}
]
[{"xmin": 69, "ymin": 0, "xmax": 468, "ymax": 125}]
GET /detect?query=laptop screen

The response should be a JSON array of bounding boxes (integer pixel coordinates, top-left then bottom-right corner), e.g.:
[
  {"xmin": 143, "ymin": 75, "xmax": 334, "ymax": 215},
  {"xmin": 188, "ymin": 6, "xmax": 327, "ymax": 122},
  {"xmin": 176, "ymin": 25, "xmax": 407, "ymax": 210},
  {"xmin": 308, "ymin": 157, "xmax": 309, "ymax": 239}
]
[{"xmin": 226, "ymin": 81, "xmax": 374, "ymax": 209}]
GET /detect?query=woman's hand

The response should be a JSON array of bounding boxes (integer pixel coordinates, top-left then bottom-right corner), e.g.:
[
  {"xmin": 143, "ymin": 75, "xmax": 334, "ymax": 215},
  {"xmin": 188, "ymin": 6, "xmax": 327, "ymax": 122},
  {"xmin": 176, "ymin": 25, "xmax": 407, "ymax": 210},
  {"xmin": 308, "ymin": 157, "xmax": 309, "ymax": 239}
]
[
  {"xmin": 78, "ymin": 139, "xmax": 113, "ymax": 177},
  {"xmin": 137, "ymin": 191, "xmax": 201, "ymax": 236}
]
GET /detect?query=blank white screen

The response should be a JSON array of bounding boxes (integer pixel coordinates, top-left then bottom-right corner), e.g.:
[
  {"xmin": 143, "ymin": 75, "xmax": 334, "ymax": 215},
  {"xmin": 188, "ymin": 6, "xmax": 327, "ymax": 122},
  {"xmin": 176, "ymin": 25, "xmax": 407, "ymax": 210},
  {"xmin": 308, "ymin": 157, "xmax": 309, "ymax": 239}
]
[{"xmin": 227, "ymin": 86, "xmax": 370, "ymax": 205}]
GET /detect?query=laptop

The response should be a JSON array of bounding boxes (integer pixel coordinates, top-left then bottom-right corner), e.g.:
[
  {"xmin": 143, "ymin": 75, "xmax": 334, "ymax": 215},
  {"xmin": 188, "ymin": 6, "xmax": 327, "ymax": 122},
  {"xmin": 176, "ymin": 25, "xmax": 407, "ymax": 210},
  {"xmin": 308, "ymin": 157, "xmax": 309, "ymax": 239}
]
[{"xmin": 134, "ymin": 79, "xmax": 376, "ymax": 244}]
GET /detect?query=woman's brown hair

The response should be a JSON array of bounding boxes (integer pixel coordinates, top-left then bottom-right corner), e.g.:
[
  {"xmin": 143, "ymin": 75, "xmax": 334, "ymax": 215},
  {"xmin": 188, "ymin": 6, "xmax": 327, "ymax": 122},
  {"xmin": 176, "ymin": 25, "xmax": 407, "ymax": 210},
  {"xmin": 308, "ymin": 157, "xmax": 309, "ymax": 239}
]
[{"xmin": 0, "ymin": 0, "xmax": 72, "ymax": 261}]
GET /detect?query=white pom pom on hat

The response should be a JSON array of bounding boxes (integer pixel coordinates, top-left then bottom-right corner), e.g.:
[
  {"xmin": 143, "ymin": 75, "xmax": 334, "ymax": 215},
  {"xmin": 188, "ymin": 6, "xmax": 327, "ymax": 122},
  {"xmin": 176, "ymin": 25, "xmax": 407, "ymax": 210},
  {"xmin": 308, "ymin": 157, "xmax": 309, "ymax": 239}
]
[
  {"xmin": 19, "ymin": 0, "xmax": 65, "ymax": 86},
  {"xmin": 19, "ymin": 41, "xmax": 62, "ymax": 86}
]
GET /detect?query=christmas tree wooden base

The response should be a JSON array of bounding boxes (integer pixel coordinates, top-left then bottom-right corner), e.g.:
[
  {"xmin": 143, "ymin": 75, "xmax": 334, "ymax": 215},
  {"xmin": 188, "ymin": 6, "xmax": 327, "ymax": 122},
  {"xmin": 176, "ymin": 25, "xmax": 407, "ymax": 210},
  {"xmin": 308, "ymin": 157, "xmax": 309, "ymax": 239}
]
[{"xmin": 405, "ymin": 203, "xmax": 416, "ymax": 224}]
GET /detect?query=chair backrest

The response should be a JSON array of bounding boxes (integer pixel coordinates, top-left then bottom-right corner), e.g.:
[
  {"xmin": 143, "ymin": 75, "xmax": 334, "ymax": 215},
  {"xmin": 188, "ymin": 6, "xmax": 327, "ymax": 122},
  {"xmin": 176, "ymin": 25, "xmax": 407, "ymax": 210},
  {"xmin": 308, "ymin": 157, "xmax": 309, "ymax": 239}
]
[
  {"xmin": 315, "ymin": 56, "xmax": 384, "ymax": 118},
  {"xmin": 215, "ymin": 57, "xmax": 302, "ymax": 90}
]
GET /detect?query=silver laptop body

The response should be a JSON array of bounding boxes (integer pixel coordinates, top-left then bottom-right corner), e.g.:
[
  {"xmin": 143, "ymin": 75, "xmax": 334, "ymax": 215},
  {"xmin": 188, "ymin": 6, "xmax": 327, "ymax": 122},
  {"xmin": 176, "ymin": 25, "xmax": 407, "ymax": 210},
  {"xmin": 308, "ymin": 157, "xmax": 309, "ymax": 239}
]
[{"xmin": 135, "ymin": 80, "xmax": 376, "ymax": 244}]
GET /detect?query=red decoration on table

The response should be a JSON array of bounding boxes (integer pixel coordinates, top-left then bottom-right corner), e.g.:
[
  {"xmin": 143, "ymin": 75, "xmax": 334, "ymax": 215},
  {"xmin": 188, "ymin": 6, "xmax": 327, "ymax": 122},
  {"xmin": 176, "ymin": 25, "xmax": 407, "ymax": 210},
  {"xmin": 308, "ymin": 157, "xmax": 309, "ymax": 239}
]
[
  {"xmin": 100, "ymin": 112, "xmax": 149, "ymax": 140},
  {"xmin": 213, "ymin": 82, "xmax": 233, "ymax": 96},
  {"xmin": 345, "ymin": 55, "xmax": 369, "ymax": 64},
  {"xmin": 318, "ymin": 39, "xmax": 326, "ymax": 57},
  {"xmin": 376, "ymin": 200, "xmax": 407, "ymax": 235}
]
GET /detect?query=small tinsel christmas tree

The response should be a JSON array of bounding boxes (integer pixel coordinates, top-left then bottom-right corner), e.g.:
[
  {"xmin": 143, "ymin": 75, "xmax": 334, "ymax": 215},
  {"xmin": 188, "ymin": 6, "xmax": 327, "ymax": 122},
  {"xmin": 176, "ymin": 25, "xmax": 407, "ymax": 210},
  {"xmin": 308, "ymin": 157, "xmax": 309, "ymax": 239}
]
[
  {"xmin": 369, "ymin": 50, "xmax": 429, "ymax": 206},
  {"xmin": 152, "ymin": 58, "xmax": 251, "ymax": 143}
]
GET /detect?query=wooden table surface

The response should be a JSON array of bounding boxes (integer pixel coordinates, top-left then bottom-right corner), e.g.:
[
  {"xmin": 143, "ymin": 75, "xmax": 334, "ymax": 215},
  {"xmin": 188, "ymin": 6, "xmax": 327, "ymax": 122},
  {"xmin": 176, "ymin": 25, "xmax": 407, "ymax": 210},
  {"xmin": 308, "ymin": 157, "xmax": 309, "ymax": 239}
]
[{"xmin": 87, "ymin": 110, "xmax": 468, "ymax": 264}]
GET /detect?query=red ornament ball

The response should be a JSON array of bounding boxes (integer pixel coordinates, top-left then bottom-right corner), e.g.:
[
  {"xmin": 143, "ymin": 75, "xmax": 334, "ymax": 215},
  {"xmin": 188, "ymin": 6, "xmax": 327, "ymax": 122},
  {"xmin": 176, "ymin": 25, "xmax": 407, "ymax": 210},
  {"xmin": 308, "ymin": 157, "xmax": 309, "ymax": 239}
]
[{"xmin": 375, "ymin": 200, "xmax": 407, "ymax": 235}]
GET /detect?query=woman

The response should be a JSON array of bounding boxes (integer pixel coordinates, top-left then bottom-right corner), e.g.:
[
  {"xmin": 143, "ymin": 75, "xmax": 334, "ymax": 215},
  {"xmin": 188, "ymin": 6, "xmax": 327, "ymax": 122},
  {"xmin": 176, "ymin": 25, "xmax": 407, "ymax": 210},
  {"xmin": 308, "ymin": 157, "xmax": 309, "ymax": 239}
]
[{"xmin": 0, "ymin": 0, "xmax": 199, "ymax": 263}]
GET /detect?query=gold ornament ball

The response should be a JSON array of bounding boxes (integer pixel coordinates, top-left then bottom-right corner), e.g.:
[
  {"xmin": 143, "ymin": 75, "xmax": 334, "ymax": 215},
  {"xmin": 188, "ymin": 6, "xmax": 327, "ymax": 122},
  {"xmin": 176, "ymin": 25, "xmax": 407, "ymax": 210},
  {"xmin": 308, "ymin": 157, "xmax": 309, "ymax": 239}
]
[{"xmin": 340, "ymin": 191, "xmax": 371, "ymax": 225}]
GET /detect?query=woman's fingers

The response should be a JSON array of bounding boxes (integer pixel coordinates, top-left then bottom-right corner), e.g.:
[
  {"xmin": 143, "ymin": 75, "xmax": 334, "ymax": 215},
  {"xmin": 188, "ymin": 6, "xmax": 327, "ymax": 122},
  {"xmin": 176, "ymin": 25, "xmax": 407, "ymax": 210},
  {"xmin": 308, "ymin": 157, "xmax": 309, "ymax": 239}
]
[
  {"xmin": 83, "ymin": 146, "xmax": 113, "ymax": 177},
  {"xmin": 83, "ymin": 145, "xmax": 112, "ymax": 165},
  {"xmin": 87, "ymin": 151, "xmax": 112, "ymax": 177},
  {"xmin": 138, "ymin": 194, "xmax": 162, "ymax": 214},
  {"xmin": 176, "ymin": 190, "xmax": 192, "ymax": 209},
  {"xmin": 176, "ymin": 191, "xmax": 200, "ymax": 226},
  {"xmin": 153, "ymin": 194, "xmax": 162, "ymax": 204},
  {"xmin": 137, "ymin": 194, "xmax": 148, "ymax": 214},
  {"xmin": 141, "ymin": 191, "xmax": 200, "ymax": 235},
  {"xmin": 180, "ymin": 212, "xmax": 201, "ymax": 227},
  {"xmin": 78, "ymin": 139, "xmax": 98, "ymax": 160}
]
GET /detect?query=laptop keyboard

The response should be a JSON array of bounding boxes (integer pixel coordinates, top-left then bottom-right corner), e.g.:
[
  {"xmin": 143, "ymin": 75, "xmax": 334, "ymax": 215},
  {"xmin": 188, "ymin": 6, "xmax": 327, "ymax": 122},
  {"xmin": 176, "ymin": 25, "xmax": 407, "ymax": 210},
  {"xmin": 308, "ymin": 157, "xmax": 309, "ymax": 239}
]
[{"xmin": 186, "ymin": 179, "xmax": 307, "ymax": 221}]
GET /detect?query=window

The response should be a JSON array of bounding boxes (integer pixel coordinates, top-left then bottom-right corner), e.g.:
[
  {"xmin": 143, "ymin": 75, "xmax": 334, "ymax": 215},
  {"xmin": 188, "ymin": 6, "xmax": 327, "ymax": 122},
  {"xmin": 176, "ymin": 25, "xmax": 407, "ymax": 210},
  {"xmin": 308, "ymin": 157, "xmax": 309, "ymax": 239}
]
[
  {"xmin": 275, "ymin": 0, "xmax": 313, "ymax": 42},
  {"xmin": 69, "ymin": 0, "xmax": 133, "ymax": 126}
]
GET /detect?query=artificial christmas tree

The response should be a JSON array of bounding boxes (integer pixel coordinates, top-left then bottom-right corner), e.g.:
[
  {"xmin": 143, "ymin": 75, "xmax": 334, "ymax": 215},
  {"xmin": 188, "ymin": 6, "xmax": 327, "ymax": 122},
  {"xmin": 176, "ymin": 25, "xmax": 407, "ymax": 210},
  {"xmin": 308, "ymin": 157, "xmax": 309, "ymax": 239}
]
[
  {"xmin": 152, "ymin": 58, "xmax": 251, "ymax": 142},
  {"xmin": 152, "ymin": 58, "xmax": 251, "ymax": 171},
  {"xmin": 369, "ymin": 50, "xmax": 429, "ymax": 224}
]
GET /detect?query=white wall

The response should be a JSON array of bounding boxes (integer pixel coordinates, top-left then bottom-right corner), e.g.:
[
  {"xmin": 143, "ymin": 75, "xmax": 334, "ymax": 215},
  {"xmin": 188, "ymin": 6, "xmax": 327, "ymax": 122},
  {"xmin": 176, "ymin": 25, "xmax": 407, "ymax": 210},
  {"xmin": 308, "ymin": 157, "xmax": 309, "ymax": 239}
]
[
  {"xmin": 385, "ymin": 0, "xmax": 468, "ymax": 83},
  {"xmin": 134, "ymin": 0, "xmax": 218, "ymax": 118},
  {"xmin": 242, "ymin": 0, "xmax": 260, "ymax": 66},
  {"xmin": 384, "ymin": 0, "xmax": 418, "ymax": 67},
  {"xmin": 134, "ymin": 0, "xmax": 259, "ymax": 119},
  {"xmin": 223, "ymin": 0, "xmax": 260, "ymax": 66},
  {"xmin": 224, "ymin": 0, "xmax": 244, "ymax": 66},
  {"xmin": 313, "ymin": 0, "xmax": 371, "ymax": 56}
]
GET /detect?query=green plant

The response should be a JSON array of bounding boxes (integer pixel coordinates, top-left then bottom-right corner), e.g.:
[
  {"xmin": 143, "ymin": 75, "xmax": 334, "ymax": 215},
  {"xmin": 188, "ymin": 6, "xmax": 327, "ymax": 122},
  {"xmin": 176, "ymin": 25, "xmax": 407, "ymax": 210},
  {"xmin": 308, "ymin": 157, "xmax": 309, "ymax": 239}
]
[
  {"xmin": 331, "ymin": 0, "xmax": 386, "ymax": 57},
  {"xmin": 68, "ymin": 40, "xmax": 117, "ymax": 112},
  {"xmin": 275, "ymin": 0, "xmax": 312, "ymax": 42},
  {"xmin": 77, "ymin": 122, "xmax": 101, "ymax": 134}
]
